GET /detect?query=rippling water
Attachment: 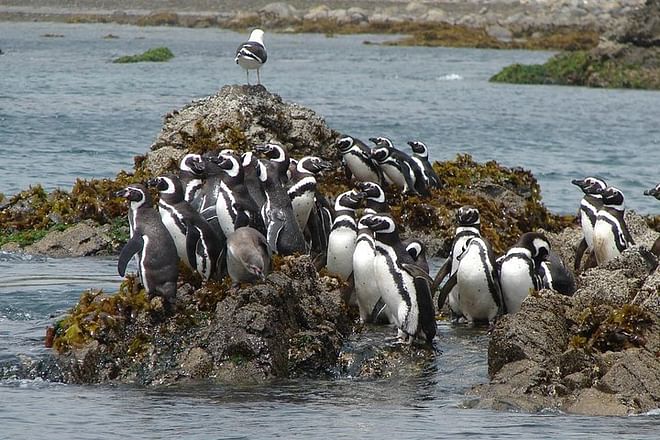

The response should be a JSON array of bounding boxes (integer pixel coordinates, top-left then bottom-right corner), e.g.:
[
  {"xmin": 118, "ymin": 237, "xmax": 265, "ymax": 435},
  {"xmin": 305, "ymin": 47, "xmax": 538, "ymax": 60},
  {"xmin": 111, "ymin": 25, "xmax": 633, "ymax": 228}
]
[{"xmin": 1, "ymin": 22, "xmax": 659, "ymax": 438}]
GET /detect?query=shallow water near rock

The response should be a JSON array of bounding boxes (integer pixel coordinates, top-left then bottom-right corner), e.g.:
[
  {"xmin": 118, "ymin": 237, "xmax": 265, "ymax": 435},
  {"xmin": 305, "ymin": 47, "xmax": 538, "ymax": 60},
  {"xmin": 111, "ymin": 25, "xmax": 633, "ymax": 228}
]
[{"xmin": 1, "ymin": 21, "xmax": 660, "ymax": 437}]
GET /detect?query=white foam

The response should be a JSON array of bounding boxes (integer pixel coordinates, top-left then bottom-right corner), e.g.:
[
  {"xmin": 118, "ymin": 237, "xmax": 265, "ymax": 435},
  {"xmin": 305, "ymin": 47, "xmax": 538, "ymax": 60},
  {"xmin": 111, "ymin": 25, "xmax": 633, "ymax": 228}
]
[{"xmin": 437, "ymin": 73, "xmax": 463, "ymax": 81}]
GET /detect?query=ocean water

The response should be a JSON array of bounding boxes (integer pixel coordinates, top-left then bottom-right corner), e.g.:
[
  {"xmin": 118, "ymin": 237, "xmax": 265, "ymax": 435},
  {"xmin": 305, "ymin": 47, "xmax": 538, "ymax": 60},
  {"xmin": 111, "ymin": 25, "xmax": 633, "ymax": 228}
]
[{"xmin": 1, "ymin": 22, "xmax": 659, "ymax": 439}]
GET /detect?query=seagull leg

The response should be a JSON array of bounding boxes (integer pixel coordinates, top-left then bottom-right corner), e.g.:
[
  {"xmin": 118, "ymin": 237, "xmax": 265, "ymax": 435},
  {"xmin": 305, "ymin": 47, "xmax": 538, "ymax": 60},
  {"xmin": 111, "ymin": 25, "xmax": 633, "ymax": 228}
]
[
  {"xmin": 256, "ymin": 69, "xmax": 261, "ymax": 85},
  {"xmin": 246, "ymin": 70, "xmax": 250, "ymax": 85}
]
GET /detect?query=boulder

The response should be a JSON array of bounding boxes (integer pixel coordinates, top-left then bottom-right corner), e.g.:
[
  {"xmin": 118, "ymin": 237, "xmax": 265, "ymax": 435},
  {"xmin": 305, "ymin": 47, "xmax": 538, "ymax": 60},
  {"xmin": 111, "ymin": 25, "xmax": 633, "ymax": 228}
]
[{"xmin": 24, "ymin": 220, "xmax": 116, "ymax": 257}]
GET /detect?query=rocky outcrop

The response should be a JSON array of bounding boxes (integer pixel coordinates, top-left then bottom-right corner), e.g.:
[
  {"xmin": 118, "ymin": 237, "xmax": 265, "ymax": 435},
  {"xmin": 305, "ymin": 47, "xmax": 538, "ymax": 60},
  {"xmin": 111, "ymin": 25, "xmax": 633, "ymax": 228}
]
[{"xmin": 470, "ymin": 213, "xmax": 660, "ymax": 415}]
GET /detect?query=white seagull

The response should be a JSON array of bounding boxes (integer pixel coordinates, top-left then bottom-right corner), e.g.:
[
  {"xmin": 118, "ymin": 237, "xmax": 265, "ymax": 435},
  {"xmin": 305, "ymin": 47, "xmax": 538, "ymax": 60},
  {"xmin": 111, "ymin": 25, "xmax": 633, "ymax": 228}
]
[{"xmin": 235, "ymin": 29, "xmax": 267, "ymax": 85}]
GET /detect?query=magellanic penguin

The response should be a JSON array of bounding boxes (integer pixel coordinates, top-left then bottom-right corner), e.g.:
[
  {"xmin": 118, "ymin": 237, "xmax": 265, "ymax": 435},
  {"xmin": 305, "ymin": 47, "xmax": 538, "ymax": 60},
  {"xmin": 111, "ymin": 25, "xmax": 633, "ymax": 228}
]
[
  {"xmin": 148, "ymin": 174, "xmax": 225, "ymax": 281},
  {"xmin": 241, "ymin": 151, "xmax": 267, "ymax": 209},
  {"xmin": 369, "ymin": 136, "xmax": 419, "ymax": 195},
  {"xmin": 498, "ymin": 232, "xmax": 551, "ymax": 314},
  {"xmin": 226, "ymin": 226, "xmax": 272, "ymax": 286},
  {"xmin": 208, "ymin": 152, "xmax": 263, "ymax": 236},
  {"xmin": 442, "ymin": 234, "xmax": 503, "ymax": 325},
  {"xmin": 407, "ymin": 141, "xmax": 442, "ymax": 190},
  {"xmin": 432, "ymin": 206, "xmax": 482, "ymax": 322},
  {"xmin": 254, "ymin": 145, "xmax": 306, "ymax": 255},
  {"xmin": 326, "ymin": 189, "xmax": 364, "ymax": 281},
  {"xmin": 404, "ymin": 239, "xmax": 429, "ymax": 274},
  {"xmin": 593, "ymin": 186, "xmax": 635, "ymax": 266},
  {"xmin": 287, "ymin": 155, "xmax": 332, "ymax": 231},
  {"xmin": 235, "ymin": 28, "xmax": 267, "ymax": 85},
  {"xmin": 355, "ymin": 181, "xmax": 389, "ymax": 214},
  {"xmin": 571, "ymin": 176, "xmax": 607, "ymax": 271},
  {"xmin": 178, "ymin": 153, "xmax": 206, "ymax": 206},
  {"xmin": 362, "ymin": 214, "xmax": 436, "ymax": 344},
  {"xmin": 644, "ymin": 183, "xmax": 660, "ymax": 257},
  {"xmin": 539, "ymin": 249, "xmax": 576, "ymax": 296},
  {"xmin": 115, "ymin": 184, "xmax": 179, "ymax": 309},
  {"xmin": 336, "ymin": 135, "xmax": 383, "ymax": 185}
]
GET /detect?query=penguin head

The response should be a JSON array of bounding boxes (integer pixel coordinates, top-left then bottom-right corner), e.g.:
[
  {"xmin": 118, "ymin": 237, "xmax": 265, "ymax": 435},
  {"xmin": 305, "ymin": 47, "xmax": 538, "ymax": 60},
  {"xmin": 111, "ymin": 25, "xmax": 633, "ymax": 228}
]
[
  {"xmin": 369, "ymin": 136, "xmax": 394, "ymax": 149},
  {"xmin": 644, "ymin": 183, "xmax": 660, "ymax": 200},
  {"xmin": 115, "ymin": 184, "xmax": 151, "ymax": 207},
  {"xmin": 255, "ymin": 142, "xmax": 288, "ymax": 163},
  {"xmin": 456, "ymin": 206, "xmax": 480, "ymax": 227},
  {"xmin": 298, "ymin": 156, "xmax": 333, "ymax": 175},
  {"xmin": 601, "ymin": 186, "xmax": 625, "ymax": 210},
  {"xmin": 179, "ymin": 154, "xmax": 205, "ymax": 176},
  {"xmin": 335, "ymin": 189, "xmax": 364, "ymax": 211},
  {"xmin": 517, "ymin": 232, "xmax": 551, "ymax": 265},
  {"xmin": 368, "ymin": 146, "xmax": 390, "ymax": 163},
  {"xmin": 405, "ymin": 239, "xmax": 425, "ymax": 261},
  {"xmin": 336, "ymin": 136, "xmax": 355, "ymax": 153},
  {"xmin": 209, "ymin": 154, "xmax": 242, "ymax": 177},
  {"xmin": 407, "ymin": 141, "xmax": 428, "ymax": 157},
  {"xmin": 362, "ymin": 213, "xmax": 397, "ymax": 234},
  {"xmin": 571, "ymin": 176, "xmax": 607, "ymax": 196},
  {"xmin": 147, "ymin": 174, "xmax": 183, "ymax": 198},
  {"xmin": 355, "ymin": 181, "xmax": 385, "ymax": 203}
]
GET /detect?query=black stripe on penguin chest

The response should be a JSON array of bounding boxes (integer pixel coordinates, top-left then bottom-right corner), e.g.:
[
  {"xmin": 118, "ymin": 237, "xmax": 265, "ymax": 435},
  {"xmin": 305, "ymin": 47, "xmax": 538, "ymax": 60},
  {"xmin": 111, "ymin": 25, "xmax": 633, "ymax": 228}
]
[
  {"xmin": 375, "ymin": 242, "xmax": 412, "ymax": 309},
  {"xmin": 599, "ymin": 212, "xmax": 628, "ymax": 251},
  {"xmin": 159, "ymin": 201, "xmax": 187, "ymax": 235}
]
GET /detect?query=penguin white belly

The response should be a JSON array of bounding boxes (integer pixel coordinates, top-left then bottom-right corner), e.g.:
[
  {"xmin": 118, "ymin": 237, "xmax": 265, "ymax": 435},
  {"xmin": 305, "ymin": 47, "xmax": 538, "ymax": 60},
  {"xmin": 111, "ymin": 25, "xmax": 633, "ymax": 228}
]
[
  {"xmin": 456, "ymin": 247, "xmax": 498, "ymax": 322},
  {"xmin": 373, "ymin": 251, "xmax": 409, "ymax": 329},
  {"xmin": 139, "ymin": 235, "xmax": 150, "ymax": 293},
  {"xmin": 580, "ymin": 210, "xmax": 595, "ymax": 249},
  {"xmin": 327, "ymin": 226, "xmax": 356, "ymax": 280},
  {"xmin": 499, "ymin": 257, "xmax": 535, "ymax": 314},
  {"xmin": 447, "ymin": 239, "xmax": 469, "ymax": 316},
  {"xmin": 291, "ymin": 191, "xmax": 315, "ymax": 230},
  {"xmin": 353, "ymin": 240, "xmax": 384, "ymax": 322},
  {"xmin": 159, "ymin": 208, "xmax": 190, "ymax": 268},
  {"xmin": 215, "ymin": 184, "xmax": 237, "ymax": 237},
  {"xmin": 593, "ymin": 218, "xmax": 620, "ymax": 265},
  {"xmin": 194, "ymin": 232, "xmax": 212, "ymax": 280},
  {"xmin": 397, "ymin": 270, "xmax": 419, "ymax": 337},
  {"xmin": 381, "ymin": 164, "xmax": 406, "ymax": 190},
  {"xmin": 344, "ymin": 153, "xmax": 378, "ymax": 183}
]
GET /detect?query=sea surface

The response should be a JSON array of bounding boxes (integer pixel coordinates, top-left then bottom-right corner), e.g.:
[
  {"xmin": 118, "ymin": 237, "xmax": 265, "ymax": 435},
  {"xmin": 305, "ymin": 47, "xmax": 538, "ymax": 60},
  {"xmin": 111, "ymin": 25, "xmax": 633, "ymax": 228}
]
[{"xmin": 1, "ymin": 22, "xmax": 659, "ymax": 439}]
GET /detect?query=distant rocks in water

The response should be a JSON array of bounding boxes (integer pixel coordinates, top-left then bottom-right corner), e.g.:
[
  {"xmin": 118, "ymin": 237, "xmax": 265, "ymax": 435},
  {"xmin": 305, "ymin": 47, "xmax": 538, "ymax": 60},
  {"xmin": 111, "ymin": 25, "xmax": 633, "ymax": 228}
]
[{"xmin": 112, "ymin": 47, "xmax": 174, "ymax": 63}]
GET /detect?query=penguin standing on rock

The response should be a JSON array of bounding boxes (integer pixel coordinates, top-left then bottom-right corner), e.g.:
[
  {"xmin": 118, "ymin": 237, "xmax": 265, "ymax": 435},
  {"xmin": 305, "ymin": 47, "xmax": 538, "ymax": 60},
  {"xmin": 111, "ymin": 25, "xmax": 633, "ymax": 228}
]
[
  {"xmin": 369, "ymin": 136, "xmax": 418, "ymax": 194},
  {"xmin": 148, "ymin": 174, "xmax": 225, "ymax": 281},
  {"xmin": 571, "ymin": 176, "xmax": 607, "ymax": 270},
  {"xmin": 226, "ymin": 226, "xmax": 271, "ymax": 286},
  {"xmin": 326, "ymin": 189, "xmax": 364, "ymax": 281},
  {"xmin": 363, "ymin": 214, "xmax": 436, "ymax": 345},
  {"xmin": 115, "ymin": 184, "xmax": 179, "ymax": 309},
  {"xmin": 336, "ymin": 136, "xmax": 383, "ymax": 185},
  {"xmin": 644, "ymin": 183, "xmax": 660, "ymax": 257},
  {"xmin": 355, "ymin": 181, "xmax": 389, "ymax": 214},
  {"xmin": 432, "ymin": 206, "xmax": 482, "ymax": 321},
  {"xmin": 407, "ymin": 140, "xmax": 442, "ymax": 190},
  {"xmin": 178, "ymin": 153, "xmax": 206, "ymax": 207},
  {"xmin": 287, "ymin": 156, "xmax": 332, "ymax": 231},
  {"xmin": 593, "ymin": 186, "xmax": 635, "ymax": 266},
  {"xmin": 498, "ymin": 232, "xmax": 551, "ymax": 314},
  {"xmin": 539, "ymin": 249, "xmax": 576, "ymax": 296}
]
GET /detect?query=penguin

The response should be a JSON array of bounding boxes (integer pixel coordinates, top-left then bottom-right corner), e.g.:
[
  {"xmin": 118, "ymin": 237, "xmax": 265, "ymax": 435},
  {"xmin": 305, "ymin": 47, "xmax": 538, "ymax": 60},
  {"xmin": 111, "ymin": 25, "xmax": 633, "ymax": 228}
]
[
  {"xmin": 189, "ymin": 156, "xmax": 224, "ymax": 235},
  {"xmin": 226, "ymin": 226, "xmax": 272, "ymax": 286},
  {"xmin": 355, "ymin": 181, "xmax": 389, "ymax": 214},
  {"xmin": 593, "ymin": 186, "xmax": 635, "ymax": 266},
  {"xmin": 403, "ymin": 239, "xmax": 429, "ymax": 274},
  {"xmin": 353, "ymin": 213, "xmax": 390, "ymax": 324},
  {"xmin": 644, "ymin": 183, "xmax": 660, "ymax": 257},
  {"xmin": 326, "ymin": 189, "xmax": 364, "ymax": 280},
  {"xmin": 407, "ymin": 140, "xmax": 442, "ymax": 190},
  {"xmin": 115, "ymin": 184, "xmax": 179, "ymax": 308},
  {"xmin": 571, "ymin": 176, "xmax": 607, "ymax": 271},
  {"xmin": 539, "ymin": 249, "xmax": 576, "ymax": 296},
  {"xmin": 178, "ymin": 153, "xmax": 206, "ymax": 205},
  {"xmin": 148, "ymin": 174, "xmax": 224, "ymax": 280},
  {"xmin": 442, "ymin": 234, "xmax": 503, "ymax": 324},
  {"xmin": 336, "ymin": 135, "xmax": 383, "ymax": 185},
  {"xmin": 363, "ymin": 214, "xmax": 436, "ymax": 344},
  {"xmin": 287, "ymin": 155, "xmax": 332, "ymax": 231},
  {"xmin": 254, "ymin": 147, "xmax": 306, "ymax": 255},
  {"xmin": 368, "ymin": 136, "xmax": 419, "ymax": 195},
  {"xmin": 255, "ymin": 142, "xmax": 290, "ymax": 183},
  {"xmin": 498, "ymin": 232, "xmax": 551, "ymax": 314},
  {"xmin": 432, "ymin": 206, "xmax": 482, "ymax": 321},
  {"xmin": 308, "ymin": 191, "xmax": 334, "ymax": 266},
  {"xmin": 235, "ymin": 28, "xmax": 267, "ymax": 85},
  {"xmin": 208, "ymin": 152, "xmax": 263, "ymax": 236},
  {"xmin": 241, "ymin": 151, "xmax": 267, "ymax": 209}
]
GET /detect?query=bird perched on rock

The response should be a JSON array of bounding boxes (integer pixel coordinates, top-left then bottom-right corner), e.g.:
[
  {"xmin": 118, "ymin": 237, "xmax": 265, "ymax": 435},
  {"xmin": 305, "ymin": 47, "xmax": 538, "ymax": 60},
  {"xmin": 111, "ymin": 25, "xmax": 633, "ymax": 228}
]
[
  {"xmin": 235, "ymin": 28, "xmax": 267, "ymax": 85},
  {"xmin": 593, "ymin": 186, "xmax": 635, "ymax": 266},
  {"xmin": 571, "ymin": 176, "xmax": 607, "ymax": 271},
  {"xmin": 226, "ymin": 226, "xmax": 271, "ymax": 286}
]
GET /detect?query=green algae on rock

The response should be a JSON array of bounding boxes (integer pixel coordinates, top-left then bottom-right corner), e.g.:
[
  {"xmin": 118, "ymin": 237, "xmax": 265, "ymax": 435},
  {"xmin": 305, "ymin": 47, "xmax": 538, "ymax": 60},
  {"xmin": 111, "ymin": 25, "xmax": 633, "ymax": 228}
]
[{"xmin": 112, "ymin": 47, "xmax": 174, "ymax": 63}]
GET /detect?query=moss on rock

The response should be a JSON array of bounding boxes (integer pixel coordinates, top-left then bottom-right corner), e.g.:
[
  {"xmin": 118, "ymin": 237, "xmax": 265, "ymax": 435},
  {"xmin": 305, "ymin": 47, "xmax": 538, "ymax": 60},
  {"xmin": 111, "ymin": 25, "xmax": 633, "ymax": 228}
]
[{"xmin": 112, "ymin": 47, "xmax": 174, "ymax": 63}]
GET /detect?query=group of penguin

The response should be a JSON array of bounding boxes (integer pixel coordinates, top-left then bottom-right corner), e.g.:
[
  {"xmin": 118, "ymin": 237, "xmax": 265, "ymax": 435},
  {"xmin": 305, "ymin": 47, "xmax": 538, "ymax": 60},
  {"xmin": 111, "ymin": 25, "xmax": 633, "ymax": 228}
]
[{"xmin": 114, "ymin": 130, "xmax": 660, "ymax": 345}]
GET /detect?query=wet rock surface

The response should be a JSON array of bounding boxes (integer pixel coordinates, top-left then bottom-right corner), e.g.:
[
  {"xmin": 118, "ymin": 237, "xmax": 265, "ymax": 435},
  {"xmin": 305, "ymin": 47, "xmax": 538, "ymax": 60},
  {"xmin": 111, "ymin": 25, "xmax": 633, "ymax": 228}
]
[{"xmin": 470, "ymin": 213, "xmax": 660, "ymax": 415}]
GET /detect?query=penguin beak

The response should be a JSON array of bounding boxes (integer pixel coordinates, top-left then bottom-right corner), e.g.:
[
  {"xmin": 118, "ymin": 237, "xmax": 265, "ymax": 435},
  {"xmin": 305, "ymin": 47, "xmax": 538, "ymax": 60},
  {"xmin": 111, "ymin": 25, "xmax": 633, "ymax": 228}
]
[
  {"xmin": 145, "ymin": 178, "xmax": 158, "ymax": 188},
  {"xmin": 571, "ymin": 179, "xmax": 586, "ymax": 189},
  {"xmin": 114, "ymin": 188, "xmax": 128, "ymax": 198},
  {"xmin": 254, "ymin": 144, "xmax": 270, "ymax": 154},
  {"xmin": 368, "ymin": 137, "xmax": 378, "ymax": 145},
  {"xmin": 644, "ymin": 188, "xmax": 659, "ymax": 198}
]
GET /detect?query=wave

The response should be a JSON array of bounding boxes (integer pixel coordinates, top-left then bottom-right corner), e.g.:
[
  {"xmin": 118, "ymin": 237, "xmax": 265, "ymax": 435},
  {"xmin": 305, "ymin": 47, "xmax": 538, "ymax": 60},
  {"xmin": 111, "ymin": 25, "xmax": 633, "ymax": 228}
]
[{"xmin": 437, "ymin": 73, "xmax": 463, "ymax": 81}]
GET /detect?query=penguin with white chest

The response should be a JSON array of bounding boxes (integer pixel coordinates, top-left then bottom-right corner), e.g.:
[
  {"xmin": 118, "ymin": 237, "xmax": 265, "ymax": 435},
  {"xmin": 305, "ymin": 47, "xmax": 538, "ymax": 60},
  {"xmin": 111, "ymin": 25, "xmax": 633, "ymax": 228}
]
[
  {"xmin": 432, "ymin": 206, "xmax": 482, "ymax": 321},
  {"xmin": 571, "ymin": 176, "xmax": 607, "ymax": 270},
  {"xmin": 336, "ymin": 135, "xmax": 383, "ymax": 185},
  {"xmin": 115, "ymin": 184, "xmax": 179, "ymax": 309},
  {"xmin": 593, "ymin": 186, "xmax": 635, "ymax": 266},
  {"xmin": 362, "ymin": 214, "xmax": 436, "ymax": 344},
  {"xmin": 369, "ymin": 137, "xmax": 419, "ymax": 195},
  {"xmin": 148, "ymin": 174, "xmax": 225, "ymax": 281},
  {"xmin": 178, "ymin": 153, "xmax": 206, "ymax": 207},
  {"xmin": 326, "ymin": 189, "xmax": 364, "ymax": 280},
  {"xmin": 498, "ymin": 232, "xmax": 551, "ymax": 314},
  {"xmin": 407, "ymin": 140, "xmax": 442, "ymax": 190},
  {"xmin": 287, "ymin": 155, "xmax": 332, "ymax": 231}
]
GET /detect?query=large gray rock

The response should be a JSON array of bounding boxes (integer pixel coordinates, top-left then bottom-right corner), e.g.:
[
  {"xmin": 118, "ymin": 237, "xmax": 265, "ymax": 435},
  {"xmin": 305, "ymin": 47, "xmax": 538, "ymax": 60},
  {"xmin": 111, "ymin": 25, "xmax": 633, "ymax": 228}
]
[{"xmin": 24, "ymin": 220, "xmax": 117, "ymax": 257}]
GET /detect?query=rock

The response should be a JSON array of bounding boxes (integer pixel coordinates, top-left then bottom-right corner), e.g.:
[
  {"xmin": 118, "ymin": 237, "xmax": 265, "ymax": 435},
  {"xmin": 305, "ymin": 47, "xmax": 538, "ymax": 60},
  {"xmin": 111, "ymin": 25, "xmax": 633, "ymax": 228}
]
[
  {"xmin": 423, "ymin": 8, "xmax": 449, "ymax": 23},
  {"xmin": 149, "ymin": 84, "xmax": 338, "ymax": 161},
  {"xmin": 304, "ymin": 5, "xmax": 330, "ymax": 21},
  {"xmin": 24, "ymin": 220, "xmax": 115, "ymax": 257},
  {"xmin": 486, "ymin": 25, "xmax": 513, "ymax": 42}
]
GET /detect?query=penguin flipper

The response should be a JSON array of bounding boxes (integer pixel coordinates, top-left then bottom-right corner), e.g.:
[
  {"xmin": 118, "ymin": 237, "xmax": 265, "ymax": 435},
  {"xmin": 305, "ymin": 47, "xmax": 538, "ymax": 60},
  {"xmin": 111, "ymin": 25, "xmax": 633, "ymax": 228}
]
[
  {"xmin": 574, "ymin": 237, "xmax": 588, "ymax": 271},
  {"xmin": 118, "ymin": 235, "xmax": 144, "ymax": 277},
  {"xmin": 431, "ymin": 258, "xmax": 451, "ymax": 292},
  {"xmin": 402, "ymin": 263, "xmax": 434, "ymax": 286},
  {"xmin": 186, "ymin": 226, "xmax": 201, "ymax": 270},
  {"xmin": 266, "ymin": 209, "xmax": 286, "ymax": 254},
  {"xmin": 437, "ymin": 271, "xmax": 457, "ymax": 310},
  {"xmin": 414, "ymin": 277, "xmax": 437, "ymax": 344},
  {"xmin": 370, "ymin": 297, "xmax": 390, "ymax": 324}
]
